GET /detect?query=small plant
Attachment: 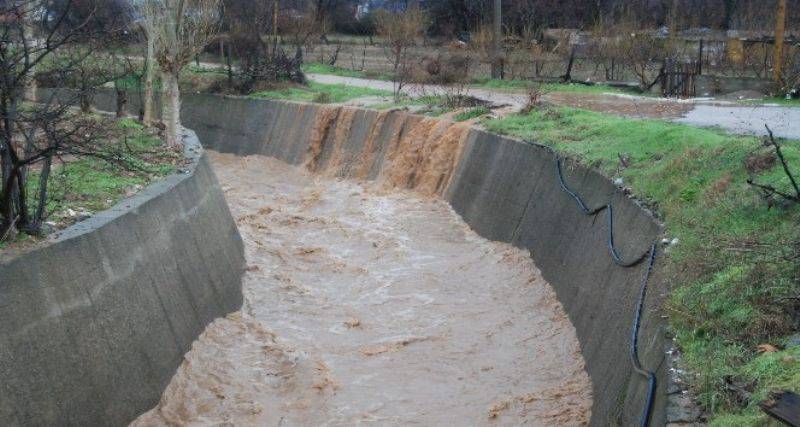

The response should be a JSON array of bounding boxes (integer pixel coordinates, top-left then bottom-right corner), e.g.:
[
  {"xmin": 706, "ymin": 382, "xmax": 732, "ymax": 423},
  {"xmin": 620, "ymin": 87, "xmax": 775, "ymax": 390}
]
[
  {"xmin": 454, "ymin": 107, "xmax": 491, "ymax": 122},
  {"xmin": 521, "ymin": 82, "xmax": 548, "ymax": 113},
  {"xmin": 313, "ymin": 92, "xmax": 333, "ymax": 104}
]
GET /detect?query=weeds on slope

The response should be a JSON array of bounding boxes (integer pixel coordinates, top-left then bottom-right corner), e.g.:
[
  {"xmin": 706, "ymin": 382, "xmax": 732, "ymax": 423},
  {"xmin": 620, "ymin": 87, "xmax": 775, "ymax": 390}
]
[
  {"xmin": 484, "ymin": 107, "xmax": 800, "ymax": 425},
  {"xmin": 300, "ymin": 62, "xmax": 393, "ymax": 80},
  {"xmin": 251, "ymin": 82, "xmax": 392, "ymax": 104}
]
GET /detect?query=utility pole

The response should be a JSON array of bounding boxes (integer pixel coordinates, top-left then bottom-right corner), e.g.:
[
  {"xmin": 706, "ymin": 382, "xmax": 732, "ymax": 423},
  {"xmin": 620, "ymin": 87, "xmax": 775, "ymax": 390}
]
[
  {"xmin": 491, "ymin": 0, "xmax": 503, "ymax": 79},
  {"xmin": 273, "ymin": 0, "xmax": 280, "ymax": 42},
  {"xmin": 773, "ymin": 0, "xmax": 787, "ymax": 86}
]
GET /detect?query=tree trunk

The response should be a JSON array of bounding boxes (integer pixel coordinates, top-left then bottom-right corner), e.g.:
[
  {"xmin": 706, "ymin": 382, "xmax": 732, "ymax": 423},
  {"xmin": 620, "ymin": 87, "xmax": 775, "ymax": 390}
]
[
  {"xmin": 227, "ymin": 43, "xmax": 234, "ymax": 86},
  {"xmin": 0, "ymin": 161, "xmax": 14, "ymax": 239},
  {"xmin": 116, "ymin": 82, "xmax": 128, "ymax": 118},
  {"xmin": 143, "ymin": 36, "xmax": 156, "ymax": 125},
  {"xmin": 774, "ymin": 0, "xmax": 787, "ymax": 86},
  {"xmin": 491, "ymin": 0, "xmax": 503, "ymax": 79},
  {"xmin": 562, "ymin": 47, "xmax": 576, "ymax": 83},
  {"xmin": 24, "ymin": 24, "xmax": 37, "ymax": 102},
  {"xmin": 30, "ymin": 154, "xmax": 52, "ymax": 232},
  {"xmin": 80, "ymin": 87, "xmax": 92, "ymax": 113},
  {"xmin": 161, "ymin": 71, "xmax": 182, "ymax": 148},
  {"xmin": 723, "ymin": 0, "xmax": 738, "ymax": 30}
]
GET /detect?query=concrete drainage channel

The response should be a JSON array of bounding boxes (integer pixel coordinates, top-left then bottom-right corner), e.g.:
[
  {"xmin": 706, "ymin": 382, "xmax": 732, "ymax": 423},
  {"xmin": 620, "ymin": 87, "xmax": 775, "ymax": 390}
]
[
  {"xmin": 4, "ymin": 92, "xmax": 677, "ymax": 425},
  {"xmin": 179, "ymin": 96, "xmax": 671, "ymax": 425}
]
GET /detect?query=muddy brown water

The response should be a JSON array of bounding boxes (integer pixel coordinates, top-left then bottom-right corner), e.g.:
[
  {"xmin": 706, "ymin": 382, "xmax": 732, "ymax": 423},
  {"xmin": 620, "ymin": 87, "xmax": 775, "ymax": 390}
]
[{"xmin": 131, "ymin": 151, "xmax": 592, "ymax": 426}]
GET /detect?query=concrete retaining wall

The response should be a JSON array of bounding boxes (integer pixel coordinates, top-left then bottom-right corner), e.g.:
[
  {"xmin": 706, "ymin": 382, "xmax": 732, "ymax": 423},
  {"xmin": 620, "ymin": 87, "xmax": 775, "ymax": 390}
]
[
  {"xmin": 168, "ymin": 96, "xmax": 669, "ymax": 426},
  {"xmin": 0, "ymin": 131, "xmax": 246, "ymax": 426}
]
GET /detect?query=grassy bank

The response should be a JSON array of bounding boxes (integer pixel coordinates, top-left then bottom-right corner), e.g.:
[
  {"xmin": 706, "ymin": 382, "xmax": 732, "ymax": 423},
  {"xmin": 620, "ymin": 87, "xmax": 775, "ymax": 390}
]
[
  {"xmin": 370, "ymin": 95, "xmax": 456, "ymax": 116},
  {"xmin": 483, "ymin": 107, "xmax": 800, "ymax": 425},
  {"xmin": 301, "ymin": 62, "xmax": 391, "ymax": 81},
  {"xmin": 251, "ymin": 81, "xmax": 392, "ymax": 103},
  {"xmin": 297, "ymin": 63, "xmax": 651, "ymax": 98},
  {"xmin": 0, "ymin": 118, "xmax": 179, "ymax": 254},
  {"xmin": 471, "ymin": 77, "xmax": 650, "ymax": 96}
]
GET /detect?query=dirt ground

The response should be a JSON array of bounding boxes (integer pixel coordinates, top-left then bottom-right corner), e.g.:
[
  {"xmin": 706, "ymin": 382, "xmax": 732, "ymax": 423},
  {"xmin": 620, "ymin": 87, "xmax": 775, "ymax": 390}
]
[
  {"xmin": 544, "ymin": 92, "xmax": 694, "ymax": 119},
  {"xmin": 132, "ymin": 152, "xmax": 592, "ymax": 426},
  {"xmin": 309, "ymin": 73, "xmax": 694, "ymax": 120}
]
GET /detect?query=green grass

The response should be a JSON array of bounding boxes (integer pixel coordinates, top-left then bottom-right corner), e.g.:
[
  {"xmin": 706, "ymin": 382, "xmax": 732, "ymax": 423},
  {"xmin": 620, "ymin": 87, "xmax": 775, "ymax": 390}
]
[
  {"xmin": 251, "ymin": 81, "xmax": 392, "ymax": 103},
  {"xmin": 371, "ymin": 95, "xmax": 455, "ymax": 116},
  {"xmin": 302, "ymin": 62, "xmax": 392, "ymax": 81},
  {"xmin": 454, "ymin": 106, "xmax": 491, "ymax": 122},
  {"xmin": 114, "ymin": 64, "xmax": 229, "ymax": 92},
  {"xmin": 26, "ymin": 118, "xmax": 178, "ymax": 229},
  {"xmin": 302, "ymin": 63, "xmax": 368, "ymax": 79},
  {"xmin": 484, "ymin": 106, "xmax": 800, "ymax": 424},
  {"xmin": 472, "ymin": 78, "xmax": 648, "ymax": 96}
]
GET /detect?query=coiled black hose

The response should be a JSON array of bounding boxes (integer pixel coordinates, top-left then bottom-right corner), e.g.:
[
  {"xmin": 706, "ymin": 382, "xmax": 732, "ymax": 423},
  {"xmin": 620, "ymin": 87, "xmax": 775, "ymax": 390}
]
[{"xmin": 524, "ymin": 140, "xmax": 658, "ymax": 426}]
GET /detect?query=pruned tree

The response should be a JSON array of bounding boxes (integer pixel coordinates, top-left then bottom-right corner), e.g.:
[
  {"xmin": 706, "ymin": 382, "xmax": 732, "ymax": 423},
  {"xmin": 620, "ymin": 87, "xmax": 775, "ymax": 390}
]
[
  {"xmin": 142, "ymin": 0, "xmax": 222, "ymax": 147},
  {"xmin": 374, "ymin": 2, "xmax": 428, "ymax": 101}
]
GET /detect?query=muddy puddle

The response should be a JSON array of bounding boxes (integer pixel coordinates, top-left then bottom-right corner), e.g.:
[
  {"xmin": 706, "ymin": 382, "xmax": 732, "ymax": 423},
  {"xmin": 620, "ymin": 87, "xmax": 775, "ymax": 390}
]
[{"xmin": 132, "ymin": 151, "xmax": 592, "ymax": 426}]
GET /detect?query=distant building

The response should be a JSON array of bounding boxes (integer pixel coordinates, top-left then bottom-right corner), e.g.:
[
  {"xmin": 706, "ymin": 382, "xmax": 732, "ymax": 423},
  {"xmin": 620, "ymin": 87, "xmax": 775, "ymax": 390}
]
[
  {"xmin": 355, "ymin": 2, "xmax": 370, "ymax": 20},
  {"xmin": 355, "ymin": 0, "xmax": 429, "ymax": 20}
]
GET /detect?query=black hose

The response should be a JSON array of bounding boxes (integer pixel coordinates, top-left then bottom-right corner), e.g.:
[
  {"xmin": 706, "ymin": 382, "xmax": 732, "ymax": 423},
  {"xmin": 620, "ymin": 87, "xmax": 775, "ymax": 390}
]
[
  {"xmin": 524, "ymin": 139, "xmax": 658, "ymax": 425},
  {"xmin": 527, "ymin": 140, "xmax": 649, "ymax": 266},
  {"xmin": 605, "ymin": 204, "xmax": 650, "ymax": 267},
  {"xmin": 554, "ymin": 156, "xmax": 606, "ymax": 215},
  {"xmin": 631, "ymin": 243, "xmax": 658, "ymax": 427}
]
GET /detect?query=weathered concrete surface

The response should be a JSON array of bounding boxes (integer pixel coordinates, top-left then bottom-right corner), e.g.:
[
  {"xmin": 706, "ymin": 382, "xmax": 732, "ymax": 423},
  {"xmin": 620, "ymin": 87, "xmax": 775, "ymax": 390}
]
[
  {"xmin": 0, "ymin": 131, "xmax": 245, "ymax": 426},
  {"xmin": 447, "ymin": 130, "xmax": 667, "ymax": 426},
  {"xmin": 166, "ymin": 96, "xmax": 669, "ymax": 426}
]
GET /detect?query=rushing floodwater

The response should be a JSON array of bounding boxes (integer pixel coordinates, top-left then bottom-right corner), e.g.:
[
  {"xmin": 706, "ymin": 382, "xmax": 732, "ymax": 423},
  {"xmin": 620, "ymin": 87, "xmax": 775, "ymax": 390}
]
[{"xmin": 132, "ymin": 151, "xmax": 592, "ymax": 426}]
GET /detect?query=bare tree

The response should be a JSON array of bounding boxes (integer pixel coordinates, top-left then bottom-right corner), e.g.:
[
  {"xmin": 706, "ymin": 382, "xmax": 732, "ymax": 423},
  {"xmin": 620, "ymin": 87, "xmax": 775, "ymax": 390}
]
[
  {"xmin": 38, "ymin": 46, "xmax": 134, "ymax": 113},
  {"xmin": 285, "ymin": 0, "xmax": 331, "ymax": 59},
  {"xmin": 605, "ymin": 17, "xmax": 670, "ymax": 91},
  {"xmin": 142, "ymin": 0, "xmax": 222, "ymax": 147},
  {"xmin": 748, "ymin": 125, "xmax": 800, "ymax": 206},
  {"xmin": 222, "ymin": 0, "xmax": 306, "ymax": 92},
  {"xmin": 135, "ymin": 6, "xmax": 158, "ymax": 125},
  {"xmin": 374, "ymin": 2, "xmax": 428, "ymax": 101},
  {"xmin": 0, "ymin": 0, "xmax": 130, "ymax": 239}
]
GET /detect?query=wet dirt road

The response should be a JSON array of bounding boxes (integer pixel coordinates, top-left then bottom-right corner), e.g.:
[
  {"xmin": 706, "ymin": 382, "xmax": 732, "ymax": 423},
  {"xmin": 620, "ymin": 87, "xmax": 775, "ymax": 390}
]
[{"xmin": 132, "ymin": 152, "xmax": 592, "ymax": 426}]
